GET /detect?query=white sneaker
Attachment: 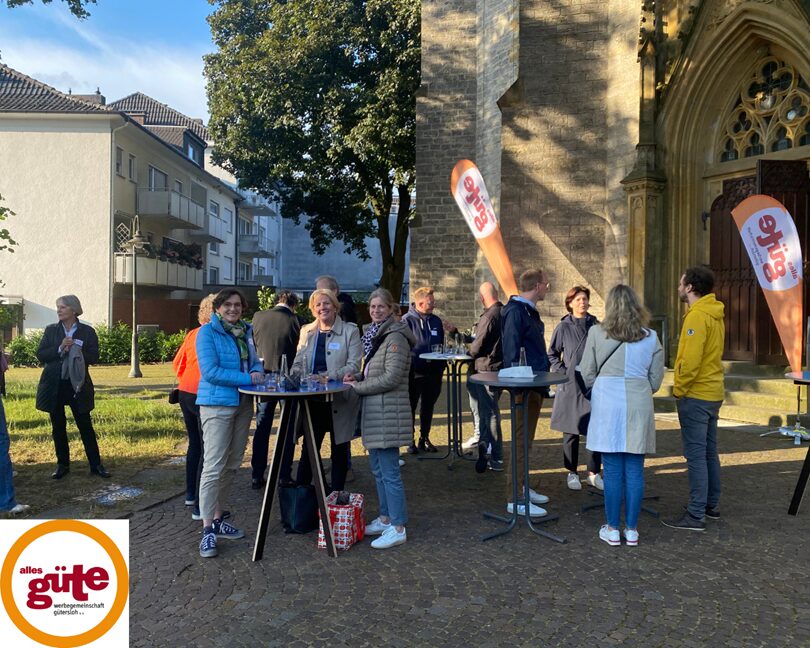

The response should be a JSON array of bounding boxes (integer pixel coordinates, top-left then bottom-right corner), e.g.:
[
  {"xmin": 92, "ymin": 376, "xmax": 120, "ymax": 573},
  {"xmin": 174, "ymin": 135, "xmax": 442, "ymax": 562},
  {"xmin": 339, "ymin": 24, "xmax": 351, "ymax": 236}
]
[
  {"xmin": 587, "ymin": 473, "xmax": 604, "ymax": 490},
  {"xmin": 365, "ymin": 517, "xmax": 391, "ymax": 536},
  {"xmin": 623, "ymin": 528, "xmax": 639, "ymax": 546},
  {"xmin": 599, "ymin": 524, "xmax": 620, "ymax": 546},
  {"xmin": 529, "ymin": 488, "xmax": 549, "ymax": 504},
  {"xmin": 371, "ymin": 525, "xmax": 407, "ymax": 549},
  {"xmin": 506, "ymin": 501, "xmax": 547, "ymax": 518},
  {"xmin": 566, "ymin": 473, "xmax": 582, "ymax": 490},
  {"xmin": 398, "ymin": 458, "xmax": 406, "ymax": 467},
  {"xmin": 461, "ymin": 436, "xmax": 480, "ymax": 452},
  {"xmin": 8, "ymin": 504, "xmax": 30, "ymax": 515}
]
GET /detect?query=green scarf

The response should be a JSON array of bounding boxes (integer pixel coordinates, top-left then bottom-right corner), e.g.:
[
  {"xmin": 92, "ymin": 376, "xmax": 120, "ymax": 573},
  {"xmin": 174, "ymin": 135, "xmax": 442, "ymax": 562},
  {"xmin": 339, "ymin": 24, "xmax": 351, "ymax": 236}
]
[{"xmin": 218, "ymin": 314, "xmax": 249, "ymax": 361}]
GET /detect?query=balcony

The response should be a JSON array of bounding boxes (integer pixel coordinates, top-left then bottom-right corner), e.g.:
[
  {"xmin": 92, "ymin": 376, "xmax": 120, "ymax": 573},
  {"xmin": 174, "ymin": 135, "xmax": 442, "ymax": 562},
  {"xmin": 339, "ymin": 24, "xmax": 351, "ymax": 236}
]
[
  {"xmin": 188, "ymin": 214, "xmax": 226, "ymax": 244},
  {"xmin": 114, "ymin": 254, "xmax": 203, "ymax": 291},
  {"xmin": 238, "ymin": 233, "xmax": 275, "ymax": 259},
  {"xmin": 137, "ymin": 189, "xmax": 206, "ymax": 230},
  {"xmin": 239, "ymin": 190, "xmax": 276, "ymax": 216}
]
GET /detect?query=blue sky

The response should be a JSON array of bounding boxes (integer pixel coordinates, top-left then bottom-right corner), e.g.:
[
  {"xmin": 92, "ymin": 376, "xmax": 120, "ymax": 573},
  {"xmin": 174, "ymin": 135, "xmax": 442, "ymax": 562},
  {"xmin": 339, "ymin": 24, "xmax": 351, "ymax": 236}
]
[{"xmin": 0, "ymin": 0, "xmax": 215, "ymax": 120}]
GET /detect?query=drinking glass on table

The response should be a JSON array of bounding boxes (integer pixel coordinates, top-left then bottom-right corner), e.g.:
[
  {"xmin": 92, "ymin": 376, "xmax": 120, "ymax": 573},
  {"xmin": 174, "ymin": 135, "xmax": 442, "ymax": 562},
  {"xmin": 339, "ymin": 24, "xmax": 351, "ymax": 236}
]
[
  {"xmin": 431, "ymin": 344, "xmax": 442, "ymax": 354},
  {"xmin": 318, "ymin": 371, "xmax": 329, "ymax": 386}
]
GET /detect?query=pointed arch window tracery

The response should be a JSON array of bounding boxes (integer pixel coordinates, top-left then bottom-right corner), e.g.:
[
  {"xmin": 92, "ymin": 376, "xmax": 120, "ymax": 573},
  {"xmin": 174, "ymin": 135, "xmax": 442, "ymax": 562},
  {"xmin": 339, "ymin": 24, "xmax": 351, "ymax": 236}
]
[{"xmin": 718, "ymin": 56, "xmax": 810, "ymax": 162}]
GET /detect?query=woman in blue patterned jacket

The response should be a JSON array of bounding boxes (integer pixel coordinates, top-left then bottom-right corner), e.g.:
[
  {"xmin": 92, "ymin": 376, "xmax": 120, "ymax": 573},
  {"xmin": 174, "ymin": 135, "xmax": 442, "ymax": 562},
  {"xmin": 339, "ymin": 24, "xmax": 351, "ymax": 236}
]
[{"xmin": 195, "ymin": 288, "xmax": 264, "ymax": 559}]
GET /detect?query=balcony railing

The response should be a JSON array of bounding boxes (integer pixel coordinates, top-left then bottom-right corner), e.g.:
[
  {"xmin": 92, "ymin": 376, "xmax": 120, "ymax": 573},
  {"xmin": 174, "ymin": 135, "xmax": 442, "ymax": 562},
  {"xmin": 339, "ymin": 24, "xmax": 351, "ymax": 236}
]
[
  {"xmin": 238, "ymin": 233, "xmax": 275, "ymax": 259},
  {"xmin": 114, "ymin": 254, "xmax": 203, "ymax": 291},
  {"xmin": 137, "ymin": 189, "xmax": 206, "ymax": 230},
  {"xmin": 188, "ymin": 214, "xmax": 226, "ymax": 244}
]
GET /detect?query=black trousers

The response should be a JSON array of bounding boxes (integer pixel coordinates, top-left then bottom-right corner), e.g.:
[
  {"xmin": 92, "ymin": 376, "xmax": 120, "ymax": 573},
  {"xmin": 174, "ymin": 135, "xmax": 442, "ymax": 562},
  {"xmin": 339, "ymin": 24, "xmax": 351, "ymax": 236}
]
[
  {"xmin": 563, "ymin": 432, "xmax": 601, "ymax": 474},
  {"xmin": 49, "ymin": 379, "xmax": 101, "ymax": 469},
  {"xmin": 178, "ymin": 390, "xmax": 204, "ymax": 502},
  {"xmin": 295, "ymin": 401, "xmax": 349, "ymax": 492},
  {"xmin": 252, "ymin": 399, "xmax": 296, "ymax": 483},
  {"xmin": 408, "ymin": 371, "xmax": 444, "ymax": 439}
]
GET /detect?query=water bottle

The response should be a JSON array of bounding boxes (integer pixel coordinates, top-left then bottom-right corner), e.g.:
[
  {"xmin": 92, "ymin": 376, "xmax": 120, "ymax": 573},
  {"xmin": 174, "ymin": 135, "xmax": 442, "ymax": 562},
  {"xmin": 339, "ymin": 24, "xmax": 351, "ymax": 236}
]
[
  {"xmin": 519, "ymin": 347, "xmax": 527, "ymax": 367},
  {"xmin": 279, "ymin": 355, "xmax": 289, "ymax": 391}
]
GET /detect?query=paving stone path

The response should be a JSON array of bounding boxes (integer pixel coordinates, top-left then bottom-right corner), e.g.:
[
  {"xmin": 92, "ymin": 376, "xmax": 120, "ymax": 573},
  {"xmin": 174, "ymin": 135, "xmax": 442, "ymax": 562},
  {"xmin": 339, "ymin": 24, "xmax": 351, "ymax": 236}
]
[{"xmin": 128, "ymin": 408, "xmax": 810, "ymax": 648}]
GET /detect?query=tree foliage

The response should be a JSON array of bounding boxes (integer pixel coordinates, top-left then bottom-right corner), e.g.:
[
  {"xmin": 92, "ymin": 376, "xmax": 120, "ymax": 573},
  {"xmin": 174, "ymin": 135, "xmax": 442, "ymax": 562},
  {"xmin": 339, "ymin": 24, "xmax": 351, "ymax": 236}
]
[
  {"xmin": 205, "ymin": 0, "xmax": 419, "ymax": 298},
  {"xmin": 5, "ymin": 0, "xmax": 96, "ymax": 19}
]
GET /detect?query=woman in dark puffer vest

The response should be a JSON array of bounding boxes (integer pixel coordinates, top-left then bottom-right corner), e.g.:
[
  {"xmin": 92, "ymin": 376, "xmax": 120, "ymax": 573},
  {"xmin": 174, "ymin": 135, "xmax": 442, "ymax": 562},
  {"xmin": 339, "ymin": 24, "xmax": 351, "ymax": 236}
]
[{"xmin": 345, "ymin": 288, "xmax": 415, "ymax": 550}]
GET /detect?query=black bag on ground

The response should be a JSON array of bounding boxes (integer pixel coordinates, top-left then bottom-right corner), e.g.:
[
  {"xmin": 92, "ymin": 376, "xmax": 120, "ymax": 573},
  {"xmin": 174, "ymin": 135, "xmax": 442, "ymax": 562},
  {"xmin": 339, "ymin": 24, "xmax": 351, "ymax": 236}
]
[{"xmin": 278, "ymin": 484, "xmax": 318, "ymax": 534}]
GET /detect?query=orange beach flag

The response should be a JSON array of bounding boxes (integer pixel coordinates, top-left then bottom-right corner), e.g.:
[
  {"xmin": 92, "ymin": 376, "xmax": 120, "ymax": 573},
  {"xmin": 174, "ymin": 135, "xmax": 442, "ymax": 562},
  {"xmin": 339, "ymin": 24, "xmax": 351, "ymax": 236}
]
[
  {"xmin": 731, "ymin": 194, "xmax": 804, "ymax": 372},
  {"xmin": 450, "ymin": 160, "xmax": 518, "ymax": 297}
]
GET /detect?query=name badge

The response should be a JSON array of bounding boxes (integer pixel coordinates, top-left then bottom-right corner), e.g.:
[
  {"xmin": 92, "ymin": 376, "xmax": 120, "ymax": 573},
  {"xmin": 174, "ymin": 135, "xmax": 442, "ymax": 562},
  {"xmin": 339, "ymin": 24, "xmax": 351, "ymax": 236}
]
[
  {"xmin": 430, "ymin": 329, "xmax": 438, "ymax": 336},
  {"xmin": 328, "ymin": 342, "xmax": 341, "ymax": 351}
]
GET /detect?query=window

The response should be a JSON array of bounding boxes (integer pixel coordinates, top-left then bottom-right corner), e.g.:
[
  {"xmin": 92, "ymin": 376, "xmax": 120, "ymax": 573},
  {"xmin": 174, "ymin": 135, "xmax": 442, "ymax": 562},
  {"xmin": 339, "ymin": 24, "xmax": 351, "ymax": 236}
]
[
  {"xmin": 718, "ymin": 55, "xmax": 810, "ymax": 162},
  {"xmin": 186, "ymin": 141, "xmax": 203, "ymax": 167},
  {"xmin": 174, "ymin": 180, "xmax": 183, "ymax": 195},
  {"xmin": 128, "ymin": 154, "xmax": 137, "ymax": 182},
  {"xmin": 209, "ymin": 241, "xmax": 219, "ymax": 255},
  {"xmin": 115, "ymin": 147, "xmax": 124, "ymax": 176},
  {"xmin": 208, "ymin": 266, "xmax": 219, "ymax": 284},
  {"xmin": 224, "ymin": 207, "xmax": 233, "ymax": 233},
  {"xmin": 223, "ymin": 256, "xmax": 232, "ymax": 281},
  {"xmin": 148, "ymin": 166, "xmax": 168, "ymax": 191},
  {"xmin": 209, "ymin": 200, "xmax": 220, "ymax": 220},
  {"xmin": 238, "ymin": 261, "xmax": 252, "ymax": 282},
  {"xmin": 238, "ymin": 217, "xmax": 251, "ymax": 236}
]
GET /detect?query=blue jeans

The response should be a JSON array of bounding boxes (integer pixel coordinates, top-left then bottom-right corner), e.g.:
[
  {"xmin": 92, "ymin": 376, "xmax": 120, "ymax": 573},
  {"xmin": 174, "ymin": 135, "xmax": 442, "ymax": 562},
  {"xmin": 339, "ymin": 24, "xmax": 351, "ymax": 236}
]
[
  {"xmin": 677, "ymin": 396, "xmax": 722, "ymax": 519},
  {"xmin": 0, "ymin": 397, "xmax": 18, "ymax": 511},
  {"xmin": 601, "ymin": 452, "xmax": 645, "ymax": 529},
  {"xmin": 369, "ymin": 447, "xmax": 408, "ymax": 526},
  {"xmin": 467, "ymin": 382, "xmax": 503, "ymax": 462}
]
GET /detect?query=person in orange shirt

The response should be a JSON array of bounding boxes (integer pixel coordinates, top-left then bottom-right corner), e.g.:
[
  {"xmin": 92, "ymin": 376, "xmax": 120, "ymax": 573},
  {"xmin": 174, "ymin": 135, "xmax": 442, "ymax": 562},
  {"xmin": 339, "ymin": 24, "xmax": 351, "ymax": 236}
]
[{"xmin": 173, "ymin": 294, "xmax": 215, "ymax": 519}]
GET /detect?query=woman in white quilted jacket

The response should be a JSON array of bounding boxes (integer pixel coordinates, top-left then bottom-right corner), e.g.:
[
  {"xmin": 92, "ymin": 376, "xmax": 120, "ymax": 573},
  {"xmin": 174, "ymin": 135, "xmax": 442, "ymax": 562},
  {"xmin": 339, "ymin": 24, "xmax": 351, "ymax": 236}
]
[{"xmin": 344, "ymin": 288, "xmax": 416, "ymax": 550}]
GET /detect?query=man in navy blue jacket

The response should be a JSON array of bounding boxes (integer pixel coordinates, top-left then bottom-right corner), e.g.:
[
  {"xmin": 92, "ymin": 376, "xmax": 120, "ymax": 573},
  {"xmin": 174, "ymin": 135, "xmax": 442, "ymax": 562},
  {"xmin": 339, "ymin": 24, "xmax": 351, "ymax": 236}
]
[
  {"xmin": 500, "ymin": 269, "xmax": 551, "ymax": 517},
  {"xmin": 402, "ymin": 286, "xmax": 448, "ymax": 453}
]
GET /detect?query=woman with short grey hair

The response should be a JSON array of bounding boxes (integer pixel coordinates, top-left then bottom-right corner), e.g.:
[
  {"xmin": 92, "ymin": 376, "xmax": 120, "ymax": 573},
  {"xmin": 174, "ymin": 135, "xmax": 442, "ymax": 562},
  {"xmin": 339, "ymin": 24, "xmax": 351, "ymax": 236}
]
[{"xmin": 35, "ymin": 295, "xmax": 110, "ymax": 479}]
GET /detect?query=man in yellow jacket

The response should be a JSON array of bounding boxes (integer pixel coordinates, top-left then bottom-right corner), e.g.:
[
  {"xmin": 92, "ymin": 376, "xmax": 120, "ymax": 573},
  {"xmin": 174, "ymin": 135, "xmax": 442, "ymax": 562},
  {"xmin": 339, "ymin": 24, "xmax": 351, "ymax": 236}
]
[{"xmin": 663, "ymin": 266, "xmax": 725, "ymax": 532}]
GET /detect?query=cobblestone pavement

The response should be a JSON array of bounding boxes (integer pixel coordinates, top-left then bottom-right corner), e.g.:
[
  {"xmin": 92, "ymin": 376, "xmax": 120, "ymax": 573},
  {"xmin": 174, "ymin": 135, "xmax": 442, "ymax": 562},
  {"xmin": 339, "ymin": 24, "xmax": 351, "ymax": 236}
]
[{"xmin": 129, "ymin": 406, "xmax": 810, "ymax": 648}]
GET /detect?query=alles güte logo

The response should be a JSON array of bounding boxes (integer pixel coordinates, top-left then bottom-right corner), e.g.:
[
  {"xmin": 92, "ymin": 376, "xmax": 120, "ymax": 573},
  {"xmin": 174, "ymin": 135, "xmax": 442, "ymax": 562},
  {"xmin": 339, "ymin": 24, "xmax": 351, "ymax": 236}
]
[{"xmin": 0, "ymin": 520, "xmax": 129, "ymax": 648}]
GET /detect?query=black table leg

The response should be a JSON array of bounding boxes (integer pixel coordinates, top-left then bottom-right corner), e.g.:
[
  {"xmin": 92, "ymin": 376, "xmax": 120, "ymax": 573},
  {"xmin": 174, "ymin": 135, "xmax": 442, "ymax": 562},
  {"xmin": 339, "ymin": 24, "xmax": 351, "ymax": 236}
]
[
  {"xmin": 452, "ymin": 362, "xmax": 475, "ymax": 463},
  {"xmin": 302, "ymin": 400, "xmax": 337, "ymax": 557},
  {"xmin": 419, "ymin": 363, "xmax": 451, "ymax": 462},
  {"xmin": 482, "ymin": 392, "xmax": 519, "ymax": 541},
  {"xmin": 253, "ymin": 399, "xmax": 296, "ymax": 561},
  {"xmin": 788, "ymin": 442, "xmax": 810, "ymax": 516}
]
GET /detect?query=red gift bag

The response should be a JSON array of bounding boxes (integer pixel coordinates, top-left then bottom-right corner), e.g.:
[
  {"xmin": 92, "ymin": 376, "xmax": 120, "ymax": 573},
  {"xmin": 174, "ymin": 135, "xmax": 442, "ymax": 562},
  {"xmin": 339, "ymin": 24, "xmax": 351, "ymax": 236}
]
[{"xmin": 317, "ymin": 491, "xmax": 365, "ymax": 550}]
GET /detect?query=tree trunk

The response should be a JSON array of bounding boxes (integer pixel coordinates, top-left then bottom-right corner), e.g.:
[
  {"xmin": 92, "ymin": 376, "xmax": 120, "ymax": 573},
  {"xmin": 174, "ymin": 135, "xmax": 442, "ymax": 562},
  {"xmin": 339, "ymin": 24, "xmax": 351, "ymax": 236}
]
[{"xmin": 377, "ymin": 182, "xmax": 411, "ymax": 302}]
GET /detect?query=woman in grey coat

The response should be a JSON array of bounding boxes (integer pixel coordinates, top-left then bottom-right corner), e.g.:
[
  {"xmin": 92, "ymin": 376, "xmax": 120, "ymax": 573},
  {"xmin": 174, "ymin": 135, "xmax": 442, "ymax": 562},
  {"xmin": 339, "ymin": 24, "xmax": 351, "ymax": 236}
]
[
  {"xmin": 580, "ymin": 285, "xmax": 664, "ymax": 548},
  {"xmin": 549, "ymin": 286, "xmax": 602, "ymax": 491},
  {"xmin": 345, "ymin": 288, "xmax": 415, "ymax": 550}
]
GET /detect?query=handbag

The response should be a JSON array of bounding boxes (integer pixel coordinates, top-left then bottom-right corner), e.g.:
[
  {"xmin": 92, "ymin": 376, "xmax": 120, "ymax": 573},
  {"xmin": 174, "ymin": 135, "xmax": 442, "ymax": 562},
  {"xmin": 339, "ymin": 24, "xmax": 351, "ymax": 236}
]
[
  {"xmin": 168, "ymin": 387, "xmax": 180, "ymax": 404},
  {"xmin": 317, "ymin": 491, "xmax": 366, "ymax": 551},
  {"xmin": 577, "ymin": 341, "xmax": 623, "ymax": 400},
  {"xmin": 279, "ymin": 484, "xmax": 319, "ymax": 534}
]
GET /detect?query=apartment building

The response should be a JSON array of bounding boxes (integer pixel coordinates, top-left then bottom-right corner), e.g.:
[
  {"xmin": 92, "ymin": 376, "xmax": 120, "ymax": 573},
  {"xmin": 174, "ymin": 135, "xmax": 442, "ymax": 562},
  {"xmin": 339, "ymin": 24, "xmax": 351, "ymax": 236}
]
[{"xmin": 0, "ymin": 65, "xmax": 241, "ymax": 332}]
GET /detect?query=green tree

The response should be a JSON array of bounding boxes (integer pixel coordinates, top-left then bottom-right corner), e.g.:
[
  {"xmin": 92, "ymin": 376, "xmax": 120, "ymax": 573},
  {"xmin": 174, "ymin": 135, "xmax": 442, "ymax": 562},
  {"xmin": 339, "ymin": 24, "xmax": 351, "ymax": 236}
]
[
  {"xmin": 205, "ymin": 0, "xmax": 418, "ymax": 300},
  {"xmin": 5, "ymin": 0, "xmax": 96, "ymax": 18}
]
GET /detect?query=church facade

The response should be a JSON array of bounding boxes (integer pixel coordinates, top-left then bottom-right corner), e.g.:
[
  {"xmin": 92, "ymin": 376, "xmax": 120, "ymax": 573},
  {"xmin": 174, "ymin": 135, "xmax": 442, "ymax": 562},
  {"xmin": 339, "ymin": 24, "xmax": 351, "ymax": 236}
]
[{"xmin": 414, "ymin": 0, "xmax": 810, "ymax": 363}]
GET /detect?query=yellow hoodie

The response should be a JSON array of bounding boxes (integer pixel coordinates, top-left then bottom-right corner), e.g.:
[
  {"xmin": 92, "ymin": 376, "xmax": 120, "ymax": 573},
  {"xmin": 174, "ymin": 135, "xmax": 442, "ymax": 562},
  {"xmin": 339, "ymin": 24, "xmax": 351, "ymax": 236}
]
[{"xmin": 673, "ymin": 293, "xmax": 726, "ymax": 401}]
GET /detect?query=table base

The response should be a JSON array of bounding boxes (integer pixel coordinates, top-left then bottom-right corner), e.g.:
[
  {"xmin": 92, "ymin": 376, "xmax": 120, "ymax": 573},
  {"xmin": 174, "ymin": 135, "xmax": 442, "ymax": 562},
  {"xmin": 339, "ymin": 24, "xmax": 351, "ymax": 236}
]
[{"xmin": 481, "ymin": 510, "xmax": 564, "ymax": 544}]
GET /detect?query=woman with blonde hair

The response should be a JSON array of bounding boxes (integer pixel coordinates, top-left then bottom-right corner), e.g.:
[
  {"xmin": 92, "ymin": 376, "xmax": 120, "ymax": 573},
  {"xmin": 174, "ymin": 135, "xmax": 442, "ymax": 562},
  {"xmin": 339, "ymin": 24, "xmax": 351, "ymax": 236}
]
[
  {"xmin": 172, "ymin": 294, "xmax": 216, "ymax": 519},
  {"xmin": 580, "ymin": 285, "xmax": 664, "ymax": 547},
  {"xmin": 291, "ymin": 288, "xmax": 361, "ymax": 492}
]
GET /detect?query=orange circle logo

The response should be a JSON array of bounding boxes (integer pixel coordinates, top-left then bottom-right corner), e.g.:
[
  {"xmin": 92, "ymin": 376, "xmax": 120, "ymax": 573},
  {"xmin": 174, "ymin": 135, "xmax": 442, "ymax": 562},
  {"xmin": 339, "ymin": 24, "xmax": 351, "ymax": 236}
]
[{"xmin": 0, "ymin": 520, "xmax": 129, "ymax": 647}]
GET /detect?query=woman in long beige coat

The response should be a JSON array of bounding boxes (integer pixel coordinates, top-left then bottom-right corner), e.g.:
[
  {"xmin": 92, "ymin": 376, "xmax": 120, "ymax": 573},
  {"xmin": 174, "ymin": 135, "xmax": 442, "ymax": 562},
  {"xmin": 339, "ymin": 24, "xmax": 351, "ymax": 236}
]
[
  {"xmin": 291, "ymin": 289, "xmax": 361, "ymax": 492},
  {"xmin": 345, "ymin": 288, "xmax": 415, "ymax": 550}
]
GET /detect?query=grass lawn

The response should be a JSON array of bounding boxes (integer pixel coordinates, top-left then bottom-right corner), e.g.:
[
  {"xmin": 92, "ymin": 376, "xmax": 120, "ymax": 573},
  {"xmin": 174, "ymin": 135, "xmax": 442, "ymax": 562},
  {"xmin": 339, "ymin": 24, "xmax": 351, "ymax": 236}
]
[{"xmin": 3, "ymin": 363, "xmax": 187, "ymax": 517}]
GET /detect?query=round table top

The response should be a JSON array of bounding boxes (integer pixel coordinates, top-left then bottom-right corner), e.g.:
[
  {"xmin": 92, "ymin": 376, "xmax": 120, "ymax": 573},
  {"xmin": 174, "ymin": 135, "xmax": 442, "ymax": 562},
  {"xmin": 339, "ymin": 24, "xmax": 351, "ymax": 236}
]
[
  {"xmin": 786, "ymin": 371, "xmax": 810, "ymax": 384},
  {"xmin": 238, "ymin": 380, "xmax": 351, "ymax": 398},
  {"xmin": 419, "ymin": 352, "xmax": 473, "ymax": 362},
  {"xmin": 469, "ymin": 370, "xmax": 567, "ymax": 390}
]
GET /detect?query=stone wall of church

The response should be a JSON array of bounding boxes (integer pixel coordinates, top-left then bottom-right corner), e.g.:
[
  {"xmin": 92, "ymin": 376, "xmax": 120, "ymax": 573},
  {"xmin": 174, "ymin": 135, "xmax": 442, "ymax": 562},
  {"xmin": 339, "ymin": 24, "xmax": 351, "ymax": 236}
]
[{"xmin": 415, "ymin": 1, "xmax": 640, "ymax": 328}]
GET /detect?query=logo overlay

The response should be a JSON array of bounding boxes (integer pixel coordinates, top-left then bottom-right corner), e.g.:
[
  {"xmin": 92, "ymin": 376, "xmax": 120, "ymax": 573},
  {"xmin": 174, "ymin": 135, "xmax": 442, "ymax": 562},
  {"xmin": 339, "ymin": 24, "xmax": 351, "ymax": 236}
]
[{"xmin": 0, "ymin": 520, "xmax": 129, "ymax": 647}]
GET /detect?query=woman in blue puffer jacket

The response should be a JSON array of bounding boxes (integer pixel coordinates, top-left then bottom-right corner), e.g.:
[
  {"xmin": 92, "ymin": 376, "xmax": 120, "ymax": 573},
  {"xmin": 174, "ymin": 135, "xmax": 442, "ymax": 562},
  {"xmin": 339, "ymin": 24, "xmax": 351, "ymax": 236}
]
[{"xmin": 195, "ymin": 288, "xmax": 264, "ymax": 559}]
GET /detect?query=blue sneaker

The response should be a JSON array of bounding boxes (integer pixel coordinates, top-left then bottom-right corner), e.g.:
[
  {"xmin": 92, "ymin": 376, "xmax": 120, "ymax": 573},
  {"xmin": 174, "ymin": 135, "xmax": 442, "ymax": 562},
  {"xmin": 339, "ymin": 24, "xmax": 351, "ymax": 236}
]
[
  {"xmin": 199, "ymin": 527, "xmax": 217, "ymax": 558},
  {"xmin": 213, "ymin": 517, "xmax": 245, "ymax": 540}
]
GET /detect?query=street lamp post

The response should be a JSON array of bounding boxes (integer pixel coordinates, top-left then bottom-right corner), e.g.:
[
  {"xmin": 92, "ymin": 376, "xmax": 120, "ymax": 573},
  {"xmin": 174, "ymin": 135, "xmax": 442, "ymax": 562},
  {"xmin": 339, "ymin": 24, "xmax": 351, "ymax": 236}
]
[{"xmin": 126, "ymin": 215, "xmax": 149, "ymax": 378}]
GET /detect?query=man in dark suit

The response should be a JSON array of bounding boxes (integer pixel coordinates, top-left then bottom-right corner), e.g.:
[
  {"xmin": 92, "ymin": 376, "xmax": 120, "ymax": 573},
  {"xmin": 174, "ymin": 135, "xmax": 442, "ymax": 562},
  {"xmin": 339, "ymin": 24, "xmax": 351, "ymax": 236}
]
[
  {"xmin": 315, "ymin": 275, "xmax": 358, "ymax": 324},
  {"xmin": 250, "ymin": 290, "xmax": 301, "ymax": 488}
]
